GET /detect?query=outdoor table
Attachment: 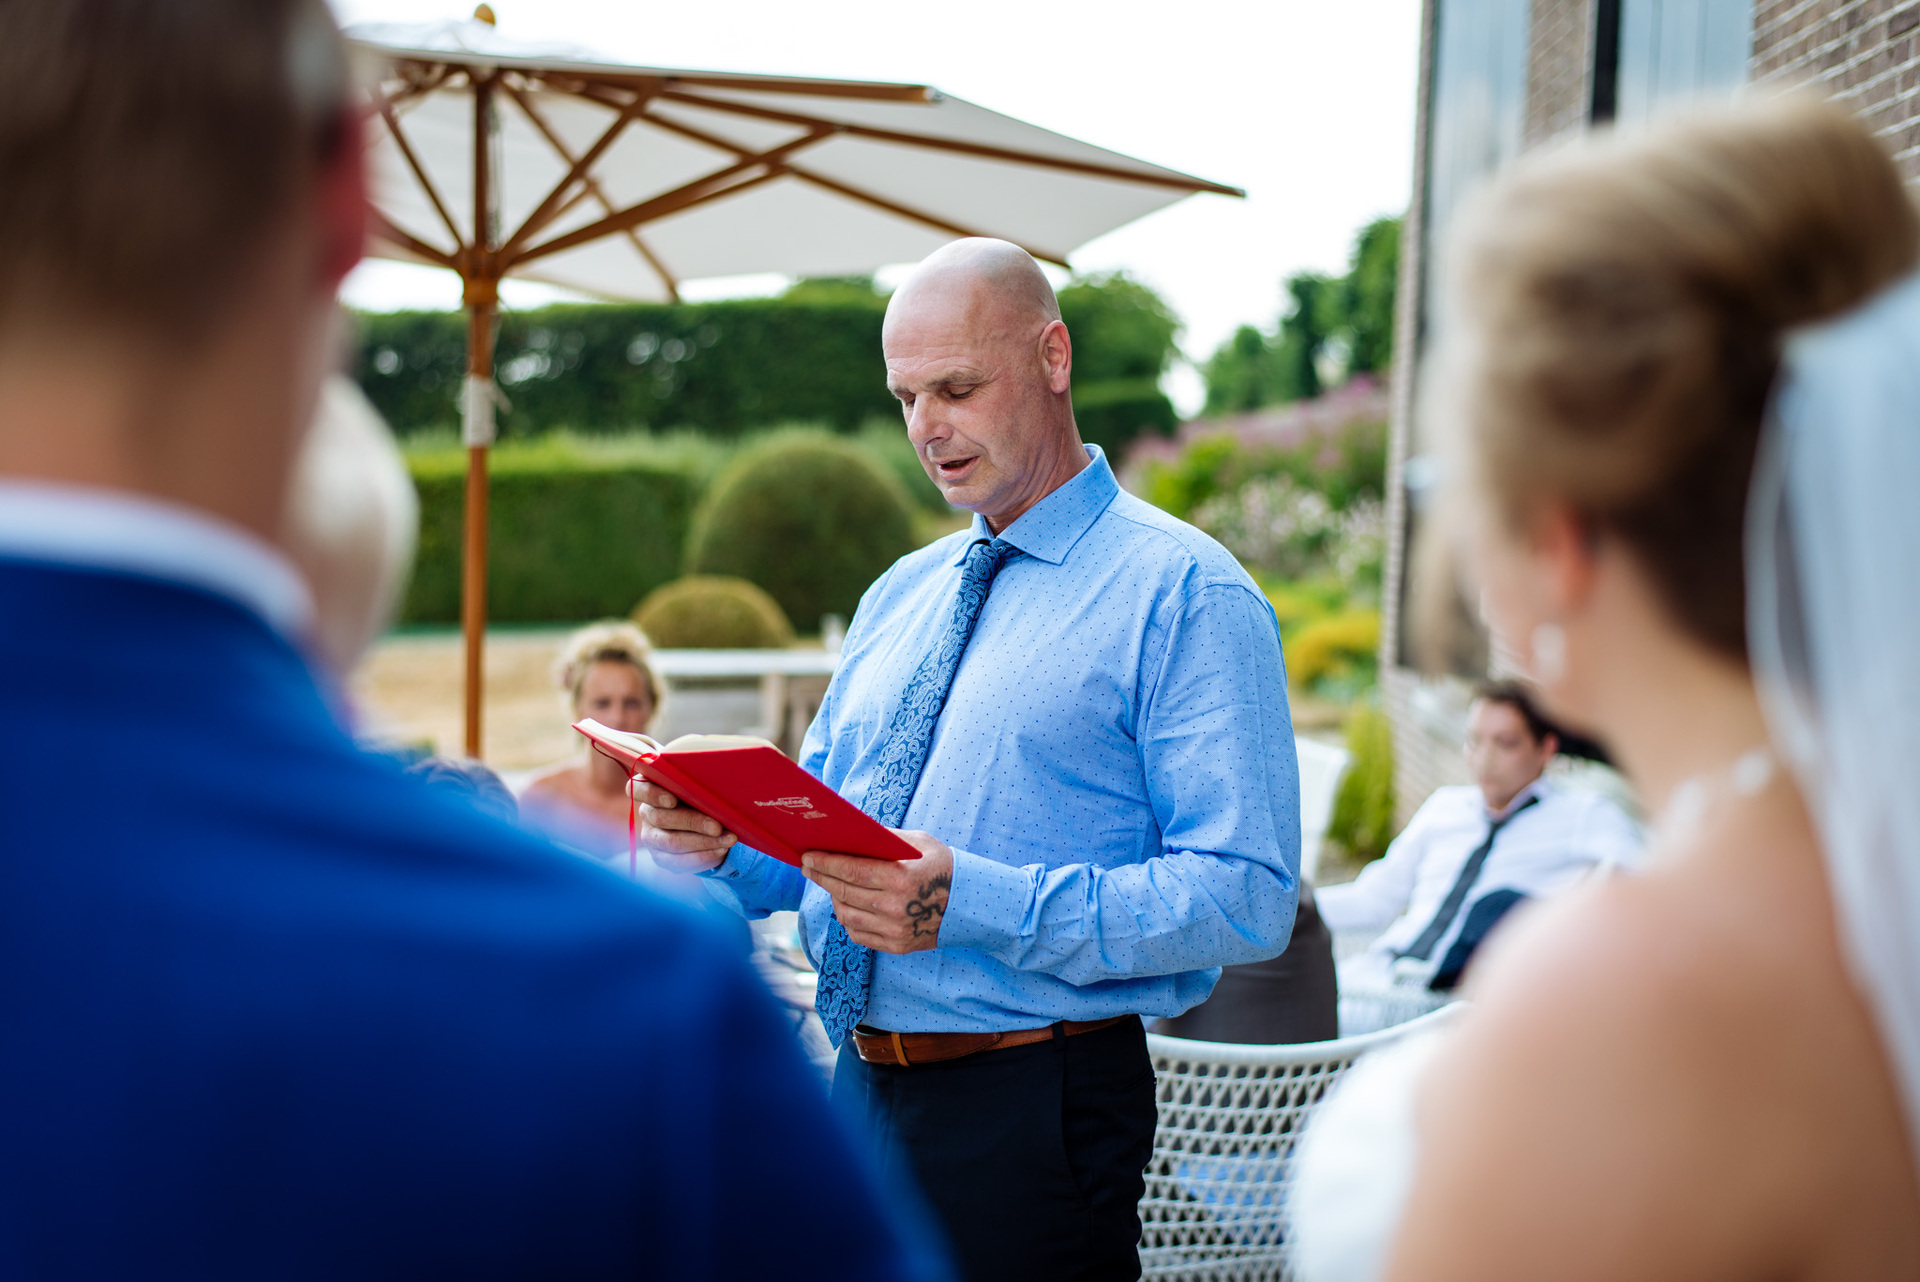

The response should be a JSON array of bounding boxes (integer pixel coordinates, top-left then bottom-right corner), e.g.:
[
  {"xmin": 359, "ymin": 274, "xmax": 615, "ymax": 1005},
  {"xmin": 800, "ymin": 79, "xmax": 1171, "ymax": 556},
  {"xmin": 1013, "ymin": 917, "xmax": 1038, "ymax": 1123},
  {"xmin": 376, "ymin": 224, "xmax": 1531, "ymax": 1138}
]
[{"xmin": 651, "ymin": 649, "xmax": 841, "ymax": 752}]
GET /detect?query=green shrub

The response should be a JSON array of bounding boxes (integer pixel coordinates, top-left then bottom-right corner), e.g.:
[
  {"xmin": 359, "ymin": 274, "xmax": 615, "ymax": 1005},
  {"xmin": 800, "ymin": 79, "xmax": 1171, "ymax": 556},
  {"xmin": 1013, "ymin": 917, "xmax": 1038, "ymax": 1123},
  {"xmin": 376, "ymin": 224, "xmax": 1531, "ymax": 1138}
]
[
  {"xmin": 853, "ymin": 420, "xmax": 951, "ymax": 514},
  {"xmin": 1286, "ymin": 608, "xmax": 1381, "ymax": 693},
  {"xmin": 1263, "ymin": 577, "xmax": 1349, "ymax": 636},
  {"xmin": 1139, "ymin": 417, "xmax": 1388, "ymax": 524},
  {"xmin": 1072, "ymin": 378, "xmax": 1178, "ymax": 457},
  {"xmin": 632, "ymin": 576, "xmax": 794, "ymax": 648},
  {"xmin": 401, "ymin": 436, "xmax": 699, "ymax": 624},
  {"xmin": 685, "ymin": 431, "xmax": 917, "ymax": 633},
  {"xmin": 1143, "ymin": 434, "xmax": 1241, "ymax": 521},
  {"xmin": 1326, "ymin": 702, "xmax": 1397, "ymax": 863}
]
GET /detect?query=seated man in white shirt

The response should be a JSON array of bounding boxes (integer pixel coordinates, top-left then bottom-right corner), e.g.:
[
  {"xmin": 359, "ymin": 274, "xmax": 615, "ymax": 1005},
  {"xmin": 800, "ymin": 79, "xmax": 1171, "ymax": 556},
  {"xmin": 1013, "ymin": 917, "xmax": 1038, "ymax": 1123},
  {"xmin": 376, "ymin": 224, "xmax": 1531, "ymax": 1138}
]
[{"xmin": 1319, "ymin": 681, "xmax": 1641, "ymax": 1006}]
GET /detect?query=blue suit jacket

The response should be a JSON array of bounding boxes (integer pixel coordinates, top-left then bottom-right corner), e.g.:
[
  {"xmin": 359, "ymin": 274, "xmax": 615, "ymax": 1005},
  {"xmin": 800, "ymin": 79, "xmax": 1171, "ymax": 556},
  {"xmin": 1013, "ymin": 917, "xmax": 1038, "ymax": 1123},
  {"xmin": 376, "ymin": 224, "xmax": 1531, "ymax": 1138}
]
[{"xmin": 0, "ymin": 559, "xmax": 943, "ymax": 1279}]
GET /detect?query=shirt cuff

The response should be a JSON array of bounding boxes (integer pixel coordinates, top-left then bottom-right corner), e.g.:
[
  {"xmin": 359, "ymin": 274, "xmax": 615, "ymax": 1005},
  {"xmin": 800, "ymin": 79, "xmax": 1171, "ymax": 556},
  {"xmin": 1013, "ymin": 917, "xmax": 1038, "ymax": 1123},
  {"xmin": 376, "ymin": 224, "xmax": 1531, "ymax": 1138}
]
[
  {"xmin": 696, "ymin": 844, "xmax": 805, "ymax": 915},
  {"xmin": 938, "ymin": 847, "xmax": 1037, "ymax": 956}
]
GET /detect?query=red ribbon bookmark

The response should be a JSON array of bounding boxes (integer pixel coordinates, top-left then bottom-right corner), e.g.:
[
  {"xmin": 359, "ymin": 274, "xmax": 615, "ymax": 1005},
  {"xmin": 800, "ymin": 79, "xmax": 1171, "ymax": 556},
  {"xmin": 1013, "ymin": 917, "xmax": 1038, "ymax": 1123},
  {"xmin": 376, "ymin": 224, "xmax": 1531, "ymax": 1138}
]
[{"xmin": 626, "ymin": 761, "xmax": 640, "ymax": 879}]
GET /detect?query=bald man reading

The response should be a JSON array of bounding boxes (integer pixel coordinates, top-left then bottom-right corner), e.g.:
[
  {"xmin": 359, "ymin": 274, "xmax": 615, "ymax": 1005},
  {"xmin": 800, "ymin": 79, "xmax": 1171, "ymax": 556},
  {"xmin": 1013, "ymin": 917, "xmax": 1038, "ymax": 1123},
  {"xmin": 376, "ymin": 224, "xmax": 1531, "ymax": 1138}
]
[{"xmin": 640, "ymin": 240, "xmax": 1301, "ymax": 1280}]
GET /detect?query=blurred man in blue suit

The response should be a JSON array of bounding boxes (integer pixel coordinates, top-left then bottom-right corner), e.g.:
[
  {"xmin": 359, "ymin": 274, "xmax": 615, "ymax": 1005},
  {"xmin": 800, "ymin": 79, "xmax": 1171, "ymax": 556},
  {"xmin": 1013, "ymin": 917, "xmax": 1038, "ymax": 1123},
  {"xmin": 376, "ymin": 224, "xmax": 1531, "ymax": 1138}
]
[{"xmin": 0, "ymin": 3, "xmax": 943, "ymax": 1277}]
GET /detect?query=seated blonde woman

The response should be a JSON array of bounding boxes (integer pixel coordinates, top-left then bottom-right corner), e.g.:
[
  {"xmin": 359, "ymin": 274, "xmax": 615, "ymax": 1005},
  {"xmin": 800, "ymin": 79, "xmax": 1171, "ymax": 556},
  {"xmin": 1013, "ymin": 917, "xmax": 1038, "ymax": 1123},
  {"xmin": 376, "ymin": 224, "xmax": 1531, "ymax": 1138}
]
[
  {"xmin": 522, "ymin": 622, "xmax": 750, "ymax": 952},
  {"xmin": 519, "ymin": 620, "xmax": 662, "ymax": 849}
]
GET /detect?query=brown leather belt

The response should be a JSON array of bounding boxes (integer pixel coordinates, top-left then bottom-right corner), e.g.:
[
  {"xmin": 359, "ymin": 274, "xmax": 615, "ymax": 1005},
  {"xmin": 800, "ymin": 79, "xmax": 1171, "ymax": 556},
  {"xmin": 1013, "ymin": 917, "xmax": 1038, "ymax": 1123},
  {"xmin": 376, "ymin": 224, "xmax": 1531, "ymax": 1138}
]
[{"xmin": 851, "ymin": 1015, "xmax": 1135, "ymax": 1067}]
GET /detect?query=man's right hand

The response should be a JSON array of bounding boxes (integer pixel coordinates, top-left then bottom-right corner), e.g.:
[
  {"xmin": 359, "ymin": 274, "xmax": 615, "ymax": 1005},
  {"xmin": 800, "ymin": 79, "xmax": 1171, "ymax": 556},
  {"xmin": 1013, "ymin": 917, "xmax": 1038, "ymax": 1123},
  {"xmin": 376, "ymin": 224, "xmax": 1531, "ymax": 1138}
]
[{"xmin": 632, "ymin": 781, "xmax": 737, "ymax": 873}]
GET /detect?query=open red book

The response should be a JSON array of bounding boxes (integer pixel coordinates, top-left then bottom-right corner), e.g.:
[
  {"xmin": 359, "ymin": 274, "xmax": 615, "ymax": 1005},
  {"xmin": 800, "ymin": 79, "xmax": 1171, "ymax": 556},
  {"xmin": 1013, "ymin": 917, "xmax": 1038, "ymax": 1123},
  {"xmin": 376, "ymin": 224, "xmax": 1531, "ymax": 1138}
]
[{"xmin": 573, "ymin": 718, "xmax": 919, "ymax": 868}]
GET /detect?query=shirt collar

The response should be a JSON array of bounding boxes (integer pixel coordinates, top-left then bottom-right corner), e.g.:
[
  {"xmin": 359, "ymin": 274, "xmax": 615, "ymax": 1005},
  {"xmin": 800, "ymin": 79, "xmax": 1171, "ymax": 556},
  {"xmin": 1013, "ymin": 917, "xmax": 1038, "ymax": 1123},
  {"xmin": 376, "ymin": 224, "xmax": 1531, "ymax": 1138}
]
[
  {"xmin": 0, "ymin": 480, "xmax": 314, "ymax": 640},
  {"xmin": 1487, "ymin": 776, "xmax": 1552, "ymax": 821},
  {"xmin": 952, "ymin": 444, "xmax": 1119, "ymax": 566}
]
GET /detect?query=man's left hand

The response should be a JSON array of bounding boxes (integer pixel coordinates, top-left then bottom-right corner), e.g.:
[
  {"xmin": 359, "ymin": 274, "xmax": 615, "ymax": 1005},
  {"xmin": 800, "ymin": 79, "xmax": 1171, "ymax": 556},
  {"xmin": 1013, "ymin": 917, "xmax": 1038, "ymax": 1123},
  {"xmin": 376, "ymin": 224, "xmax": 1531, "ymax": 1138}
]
[{"xmin": 801, "ymin": 831, "xmax": 953, "ymax": 954}]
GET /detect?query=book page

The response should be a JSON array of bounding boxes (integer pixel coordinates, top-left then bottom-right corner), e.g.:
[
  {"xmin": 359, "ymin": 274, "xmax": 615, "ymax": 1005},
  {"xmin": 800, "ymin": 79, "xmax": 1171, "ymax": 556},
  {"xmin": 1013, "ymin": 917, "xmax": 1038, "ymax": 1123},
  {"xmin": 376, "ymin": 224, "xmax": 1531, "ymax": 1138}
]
[
  {"xmin": 576, "ymin": 721, "xmax": 662, "ymax": 755},
  {"xmin": 662, "ymin": 734, "xmax": 778, "ymax": 753}
]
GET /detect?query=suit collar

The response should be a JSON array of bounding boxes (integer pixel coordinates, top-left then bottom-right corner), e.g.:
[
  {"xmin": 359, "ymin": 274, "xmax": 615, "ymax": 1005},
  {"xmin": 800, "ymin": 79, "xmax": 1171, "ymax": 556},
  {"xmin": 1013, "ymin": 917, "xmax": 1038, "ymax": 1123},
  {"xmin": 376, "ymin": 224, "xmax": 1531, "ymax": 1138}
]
[{"xmin": 0, "ymin": 480, "xmax": 312, "ymax": 640}]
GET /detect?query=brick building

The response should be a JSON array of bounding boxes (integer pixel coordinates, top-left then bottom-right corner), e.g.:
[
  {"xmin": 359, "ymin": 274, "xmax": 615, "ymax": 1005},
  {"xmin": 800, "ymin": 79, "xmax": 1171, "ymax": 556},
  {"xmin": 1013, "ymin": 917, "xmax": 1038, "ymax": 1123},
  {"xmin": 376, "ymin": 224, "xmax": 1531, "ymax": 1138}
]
[{"xmin": 1380, "ymin": 0, "xmax": 1920, "ymax": 821}]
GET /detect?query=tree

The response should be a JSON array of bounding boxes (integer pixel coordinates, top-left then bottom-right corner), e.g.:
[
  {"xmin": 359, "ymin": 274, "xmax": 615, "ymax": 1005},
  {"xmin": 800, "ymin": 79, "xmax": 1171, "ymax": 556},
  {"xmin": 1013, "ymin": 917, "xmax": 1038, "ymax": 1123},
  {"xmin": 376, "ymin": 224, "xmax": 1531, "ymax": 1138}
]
[
  {"xmin": 1200, "ymin": 215, "xmax": 1403, "ymax": 415},
  {"xmin": 1202, "ymin": 324, "xmax": 1283, "ymax": 416},
  {"xmin": 1057, "ymin": 271, "xmax": 1184, "ymax": 453},
  {"xmin": 1057, "ymin": 271, "xmax": 1180, "ymax": 383},
  {"xmin": 1340, "ymin": 217, "xmax": 1400, "ymax": 375},
  {"xmin": 1275, "ymin": 271, "xmax": 1334, "ymax": 403}
]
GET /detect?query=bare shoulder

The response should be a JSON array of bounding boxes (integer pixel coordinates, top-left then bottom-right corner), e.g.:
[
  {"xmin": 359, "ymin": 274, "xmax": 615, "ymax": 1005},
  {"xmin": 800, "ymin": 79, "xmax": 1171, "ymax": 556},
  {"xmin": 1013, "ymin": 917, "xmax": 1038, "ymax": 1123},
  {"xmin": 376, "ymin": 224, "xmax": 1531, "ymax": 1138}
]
[
  {"xmin": 1384, "ymin": 803, "xmax": 1920, "ymax": 1280},
  {"xmin": 1378, "ymin": 875, "xmax": 1783, "ymax": 1280},
  {"xmin": 519, "ymin": 759, "xmax": 584, "ymax": 800}
]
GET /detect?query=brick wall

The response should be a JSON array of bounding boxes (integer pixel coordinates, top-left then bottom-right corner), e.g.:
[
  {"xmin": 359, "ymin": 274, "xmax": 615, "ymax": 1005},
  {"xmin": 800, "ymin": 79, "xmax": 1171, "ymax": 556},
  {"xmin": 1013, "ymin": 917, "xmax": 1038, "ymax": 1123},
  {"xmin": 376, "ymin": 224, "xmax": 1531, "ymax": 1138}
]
[
  {"xmin": 1382, "ymin": 0, "xmax": 1582, "ymax": 828},
  {"xmin": 1754, "ymin": 0, "xmax": 1920, "ymax": 179},
  {"xmin": 1379, "ymin": 0, "xmax": 1448, "ymax": 829},
  {"xmin": 1381, "ymin": 0, "xmax": 1920, "ymax": 832},
  {"xmin": 1527, "ymin": 0, "xmax": 1598, "ymax": 144}
]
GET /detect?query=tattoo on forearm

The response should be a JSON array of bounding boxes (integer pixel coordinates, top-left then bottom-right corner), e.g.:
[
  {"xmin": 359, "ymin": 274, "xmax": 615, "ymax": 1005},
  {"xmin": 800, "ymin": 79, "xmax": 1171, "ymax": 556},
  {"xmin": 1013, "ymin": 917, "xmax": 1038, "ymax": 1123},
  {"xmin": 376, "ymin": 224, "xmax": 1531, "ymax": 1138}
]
[{"xmin": 905, "ymin": 874, "xmax": 951, "ymax": 938}]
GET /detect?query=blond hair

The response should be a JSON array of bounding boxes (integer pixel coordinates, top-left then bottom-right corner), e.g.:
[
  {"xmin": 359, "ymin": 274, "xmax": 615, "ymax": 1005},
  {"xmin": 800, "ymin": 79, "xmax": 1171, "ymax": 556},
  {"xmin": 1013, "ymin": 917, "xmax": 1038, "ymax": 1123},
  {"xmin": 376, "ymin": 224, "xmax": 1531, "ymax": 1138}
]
[
  {"xmin": 553, "ymin": 620, "xmax": 662, "ymax": 711},
  {"xmin": 1432, "ymin": 96, "xmax": 1919, "ymax": 659}
]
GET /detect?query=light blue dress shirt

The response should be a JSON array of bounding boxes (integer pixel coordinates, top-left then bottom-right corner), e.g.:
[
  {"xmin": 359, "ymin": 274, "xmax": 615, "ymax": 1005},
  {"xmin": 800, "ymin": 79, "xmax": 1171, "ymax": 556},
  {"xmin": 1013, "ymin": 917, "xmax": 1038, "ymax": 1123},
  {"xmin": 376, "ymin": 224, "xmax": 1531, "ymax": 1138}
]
[{"xmin": 703, "ymin": 446, "xmax": 1301, "ymax": 1033}]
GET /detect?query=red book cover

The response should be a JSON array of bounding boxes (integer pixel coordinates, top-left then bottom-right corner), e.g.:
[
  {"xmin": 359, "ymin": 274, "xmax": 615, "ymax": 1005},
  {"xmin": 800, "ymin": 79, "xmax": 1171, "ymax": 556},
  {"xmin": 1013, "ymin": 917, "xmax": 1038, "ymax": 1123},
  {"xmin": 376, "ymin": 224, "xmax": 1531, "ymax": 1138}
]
[{"xmin": 572, "ymin": 718, "xmax": 919, "ymax": 867}]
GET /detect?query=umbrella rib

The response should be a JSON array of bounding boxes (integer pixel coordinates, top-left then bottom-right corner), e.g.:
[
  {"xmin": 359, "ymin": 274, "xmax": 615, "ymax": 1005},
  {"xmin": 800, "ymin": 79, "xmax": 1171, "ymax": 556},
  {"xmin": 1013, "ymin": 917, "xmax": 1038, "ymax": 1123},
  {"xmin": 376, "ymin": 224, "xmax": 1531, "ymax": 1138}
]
[
  {"xmin": 629, "ymin": 109, "xmax": 1070, "ymax": 267},
  {"xmin": 371, "ymin": 57, "xmax": 932, "ymax": 104},
  {"xmin": 656, "ymin": 89, "xmax": 1245, "ymax": 197},
  {"xmin": 511, "ymin": 128, "xmax": 833, "ymax": 267},
  {"xmin": 498, "ymin": 83, "xmax": 654, "ymax": 261},
  {"xmin": 787, "ymin": 167, "xmax": 1070, "ymax": 268},
  {"xmin": 636, "ymin": 109, "xmax": 838, "ymax": 166},
  {"xmin": 556, "ymin": 69, "xmax": 934, "ymax": 103},
  {"xmin": 625, "ymin": 230, "xmax": 682, "ymax": 303},
  {"xmin": 504, "ymin": 83, "xmax": 683, "ymax": 301},
  {"xmin": 369, "ymin": 62, "xmax": 455, "ymax": 115},
  {"xmin": 373, "ymin": 98, "xmax": 468, "ymax": 253},
  {"xmin": 367, "ymin": 208, "xmax": 458, "ymax": 269},
  {"xmin": 514, "ymin": 167, "xmax": 785, "ymax": 266}
]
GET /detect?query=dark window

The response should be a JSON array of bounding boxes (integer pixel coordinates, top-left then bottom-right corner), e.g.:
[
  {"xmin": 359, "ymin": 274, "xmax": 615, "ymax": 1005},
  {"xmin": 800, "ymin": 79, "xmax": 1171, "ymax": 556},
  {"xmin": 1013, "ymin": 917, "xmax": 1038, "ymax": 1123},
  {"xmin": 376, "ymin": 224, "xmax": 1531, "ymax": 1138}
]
[
  {"xmin": 1423, "ymin": 0, "xmax": 1532, "ymax": 337},
  {"xmin": 1616, "ymin": 0, "xmax": 1751, "ymax": 121},
  {"xmin": 1397, "ymin": 0, "xmax": 1531, "ymax": 672}
]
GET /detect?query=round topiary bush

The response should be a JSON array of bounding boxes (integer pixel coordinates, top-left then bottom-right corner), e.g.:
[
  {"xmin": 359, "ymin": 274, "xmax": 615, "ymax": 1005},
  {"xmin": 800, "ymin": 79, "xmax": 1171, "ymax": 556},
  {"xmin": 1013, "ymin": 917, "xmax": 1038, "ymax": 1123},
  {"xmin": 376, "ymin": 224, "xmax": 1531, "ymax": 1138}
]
[
  {"xmin": 631, "ymin": 575, "xmax": 795, "ymax": 649},
  {"xmin": 684, "ymin": 432, "xmax": 917, "ymax": 633}
]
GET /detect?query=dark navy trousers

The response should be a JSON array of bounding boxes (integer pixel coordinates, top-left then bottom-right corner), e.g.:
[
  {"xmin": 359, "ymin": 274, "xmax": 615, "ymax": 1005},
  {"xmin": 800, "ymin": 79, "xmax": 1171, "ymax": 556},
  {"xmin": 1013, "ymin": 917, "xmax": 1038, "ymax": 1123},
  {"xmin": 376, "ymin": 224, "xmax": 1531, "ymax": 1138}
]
[{"xmin": 832, "ymin": 1016, "xmax": 1159, "ymax": 1282}]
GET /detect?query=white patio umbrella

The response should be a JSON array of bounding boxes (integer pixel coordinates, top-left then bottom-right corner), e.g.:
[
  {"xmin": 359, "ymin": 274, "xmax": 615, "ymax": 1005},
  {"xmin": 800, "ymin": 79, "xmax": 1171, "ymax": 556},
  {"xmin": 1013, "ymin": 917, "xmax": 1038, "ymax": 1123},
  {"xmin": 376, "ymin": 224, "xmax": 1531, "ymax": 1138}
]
[{"xmin": 349, "ymin": 9, "xmax": 1242, "ymax": 756}]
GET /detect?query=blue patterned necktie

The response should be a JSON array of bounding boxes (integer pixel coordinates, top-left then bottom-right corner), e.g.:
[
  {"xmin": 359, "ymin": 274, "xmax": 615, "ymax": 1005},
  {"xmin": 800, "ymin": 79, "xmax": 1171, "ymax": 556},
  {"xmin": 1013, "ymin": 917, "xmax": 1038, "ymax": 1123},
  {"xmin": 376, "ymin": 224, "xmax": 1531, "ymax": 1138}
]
[{"xmin": 815, "ymin": 537, "xmax": 1022, "ymax": 1048}]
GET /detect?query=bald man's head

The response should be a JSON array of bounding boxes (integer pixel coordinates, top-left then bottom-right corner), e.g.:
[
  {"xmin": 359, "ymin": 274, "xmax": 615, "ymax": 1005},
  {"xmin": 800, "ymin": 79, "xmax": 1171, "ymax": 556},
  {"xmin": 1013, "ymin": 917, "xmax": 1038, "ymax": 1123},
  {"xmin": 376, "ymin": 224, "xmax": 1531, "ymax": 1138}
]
[
  {"xmin": 882, "ymin": 239, "xmax": 1087, "ymax": 532},
  {"xmin": 884, "ymin": 239, "xmax": 1060, "ymax": 342}
]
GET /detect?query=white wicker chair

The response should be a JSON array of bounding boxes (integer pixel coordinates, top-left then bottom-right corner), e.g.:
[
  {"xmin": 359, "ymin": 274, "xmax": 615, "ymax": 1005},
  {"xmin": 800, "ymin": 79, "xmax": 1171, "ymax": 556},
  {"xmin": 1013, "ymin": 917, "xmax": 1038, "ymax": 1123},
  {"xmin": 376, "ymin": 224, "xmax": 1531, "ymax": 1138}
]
[
  {"xmin": 1138, "ymin": 1006, "xmax": 1459, "ymax": 1281},
  {"xmin": 1335, "ymin": 979, "xmax": 1452, "ymax": 1038},
  {"xmin": 1293, "ymin": 738, "xmax": 1352, "ymax": 886}
]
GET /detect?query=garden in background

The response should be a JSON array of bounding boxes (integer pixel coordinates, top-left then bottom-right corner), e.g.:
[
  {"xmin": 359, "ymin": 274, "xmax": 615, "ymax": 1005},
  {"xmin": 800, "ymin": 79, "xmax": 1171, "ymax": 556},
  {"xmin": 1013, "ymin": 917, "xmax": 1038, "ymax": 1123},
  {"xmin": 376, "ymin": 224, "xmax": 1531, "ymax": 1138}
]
[{"xmin": 354, "ymin": 217, "xmax": 1403, "ymax": 867}]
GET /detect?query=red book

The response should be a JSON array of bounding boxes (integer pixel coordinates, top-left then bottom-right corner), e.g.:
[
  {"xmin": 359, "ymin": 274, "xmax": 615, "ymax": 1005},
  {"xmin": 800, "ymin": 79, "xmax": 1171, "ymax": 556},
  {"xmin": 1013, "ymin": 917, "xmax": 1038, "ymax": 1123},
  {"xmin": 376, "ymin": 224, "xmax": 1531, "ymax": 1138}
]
[{"xmin": 572, "ymin": 718, "xmax": 919, "ymax": 867}]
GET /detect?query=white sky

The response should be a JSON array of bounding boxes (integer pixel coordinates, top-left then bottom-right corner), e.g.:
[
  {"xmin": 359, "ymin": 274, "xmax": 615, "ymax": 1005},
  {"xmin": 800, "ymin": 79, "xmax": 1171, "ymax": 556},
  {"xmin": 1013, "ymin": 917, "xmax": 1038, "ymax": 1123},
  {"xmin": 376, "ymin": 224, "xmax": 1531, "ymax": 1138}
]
[{"xmin": 330, "ymin": 0, "xmax": 1423, "ymax": 415}]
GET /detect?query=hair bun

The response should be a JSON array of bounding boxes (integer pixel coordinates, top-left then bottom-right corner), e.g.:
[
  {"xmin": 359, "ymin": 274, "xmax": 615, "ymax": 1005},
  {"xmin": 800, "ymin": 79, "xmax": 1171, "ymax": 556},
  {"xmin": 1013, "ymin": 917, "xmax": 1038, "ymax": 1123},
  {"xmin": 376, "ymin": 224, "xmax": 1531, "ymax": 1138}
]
[{"xmin": 1436, "ymin": 96, "xmax": 1919, "ymax": 659}]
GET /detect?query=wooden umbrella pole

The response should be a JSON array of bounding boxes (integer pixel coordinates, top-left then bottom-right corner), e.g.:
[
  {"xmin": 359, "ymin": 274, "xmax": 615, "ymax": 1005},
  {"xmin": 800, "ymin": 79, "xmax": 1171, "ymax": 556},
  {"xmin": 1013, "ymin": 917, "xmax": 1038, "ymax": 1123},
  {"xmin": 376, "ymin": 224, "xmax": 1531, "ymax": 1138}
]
[
  {"xmin": 461, "ymin": 70, "xmax": 499, "ymax": 759},
  {"xmin": 460, "ymin": 283, "xmax": 496, "ymax": 758}
]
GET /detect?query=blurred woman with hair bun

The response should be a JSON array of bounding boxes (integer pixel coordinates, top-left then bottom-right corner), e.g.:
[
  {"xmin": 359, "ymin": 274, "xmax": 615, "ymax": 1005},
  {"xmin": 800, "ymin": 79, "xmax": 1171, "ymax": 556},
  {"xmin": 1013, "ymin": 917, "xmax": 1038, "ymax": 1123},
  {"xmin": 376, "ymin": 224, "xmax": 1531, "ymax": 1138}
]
[{"xmin": 1291, "ymin": 97, "xmax": 1920, "ymax": 1281}]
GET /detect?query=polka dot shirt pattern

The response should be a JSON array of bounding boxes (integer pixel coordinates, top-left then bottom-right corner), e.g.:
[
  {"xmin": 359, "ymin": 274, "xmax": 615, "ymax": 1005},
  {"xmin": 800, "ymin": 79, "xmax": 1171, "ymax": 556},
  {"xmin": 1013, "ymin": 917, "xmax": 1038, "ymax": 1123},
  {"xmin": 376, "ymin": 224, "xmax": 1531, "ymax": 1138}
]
[{"xmin": 703, "ymin": 446, "xmax": 1302, "ymax": 1033}]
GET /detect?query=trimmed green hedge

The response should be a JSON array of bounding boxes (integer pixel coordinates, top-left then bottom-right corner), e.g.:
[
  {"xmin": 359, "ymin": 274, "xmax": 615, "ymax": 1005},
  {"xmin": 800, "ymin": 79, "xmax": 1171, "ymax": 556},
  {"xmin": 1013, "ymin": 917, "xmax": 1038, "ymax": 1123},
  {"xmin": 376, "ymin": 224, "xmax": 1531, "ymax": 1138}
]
[
  {"xmin": 402, "ymin": 440, "xmax": 699, "ymax": 624},
  {"xmin": 358, "ymin": 297, "xmax": 894, "ymax": 438},
  {"xmin": 686, "ymin": 431, "xmax": 917, "ymax": 633},
  {"xmin": 632, "ymin": 576, "xmax": 794, "ymax": 649},
  {"xmin": 1326, "ymin": 702, "xmax": 1398, "ymax": 863},
  {"xmin": 354, "ymin": 271, "xmax": 1187, "ymax": 456}
]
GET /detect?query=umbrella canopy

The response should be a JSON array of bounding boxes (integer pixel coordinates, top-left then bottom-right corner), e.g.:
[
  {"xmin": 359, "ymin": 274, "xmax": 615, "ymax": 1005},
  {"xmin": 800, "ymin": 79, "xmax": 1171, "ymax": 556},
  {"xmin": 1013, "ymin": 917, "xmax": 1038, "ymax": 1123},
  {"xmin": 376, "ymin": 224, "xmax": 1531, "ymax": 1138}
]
[{"xmin": 348, "ymin": 13, "xmax": 1242, "ymax": 755}]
